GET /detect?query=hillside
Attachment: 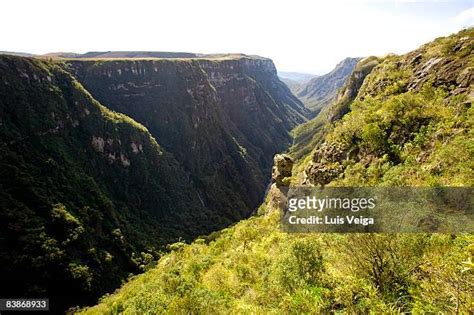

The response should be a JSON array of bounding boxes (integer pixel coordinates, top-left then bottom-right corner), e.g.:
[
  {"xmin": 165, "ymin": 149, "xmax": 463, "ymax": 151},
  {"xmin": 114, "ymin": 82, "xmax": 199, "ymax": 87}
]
[
  {"xmin": 279, "ymin": 77, "xmax": 302, "ymax": 95},
  {"xmin": 65, "ymin": 57, "xmax": 308, "ymax": 224},
  {"xmin": 81, "ymin": 28, "xmax": 473, "ymax": 314},
  {"xmin": 297, "ymin": 57, "xmax": 361, "ymax": 115},
  {"xmin": 0, "ymin": 55, "xmax": 212, "ymax": 312},
  {"xmin": 304, "ymin": 28, "xmax": 473, "ymax": 187},
  {"xmin": 0, "ymin": 54, "xmax": 308, "ymax": 312},
  {"xmin": 290, "ymin": 56, "xmax": 381, "ymax": 162}
]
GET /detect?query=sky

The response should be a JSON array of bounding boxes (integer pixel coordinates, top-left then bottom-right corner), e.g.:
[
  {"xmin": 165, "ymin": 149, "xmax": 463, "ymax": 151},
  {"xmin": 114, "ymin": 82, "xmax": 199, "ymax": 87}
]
[{"xmin": 1, "ymin": 0, "xmax": 473, "ymax": 74}]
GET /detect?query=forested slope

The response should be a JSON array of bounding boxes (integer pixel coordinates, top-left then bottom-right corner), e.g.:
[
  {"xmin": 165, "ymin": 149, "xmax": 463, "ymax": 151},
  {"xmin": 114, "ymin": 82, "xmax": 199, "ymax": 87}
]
[{"xmin": 81, "ymin": 28, "xmax": 473, "ymax": 314}]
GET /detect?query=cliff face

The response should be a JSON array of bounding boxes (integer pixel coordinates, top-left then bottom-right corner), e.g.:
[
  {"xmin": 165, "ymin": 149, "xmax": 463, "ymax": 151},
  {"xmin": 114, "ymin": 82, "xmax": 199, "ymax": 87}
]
[
  {"xmin": 0, "ymin": 54, "xmax": 308, "ymax": 311},
  {"xmin": 0, "ymin": 56, "xmax": 214, "ymax": 311},
  {"xmin": 81, "ymin": 28, "xmax": 474, "ymax": 315},
  {"xmin": 297, "ymin": 57, "xmax": 361, "ymax": 115},
  {"xmin": 197, "ymin": 58, "xmax": 308, "ymax": 160},
  {"xmin": 65, "ymin": 57, "xmax": 308, "ymax": 222},
  {"xmin": 326, "ymin": 56, "xmax": 381, "ymax": 122}
]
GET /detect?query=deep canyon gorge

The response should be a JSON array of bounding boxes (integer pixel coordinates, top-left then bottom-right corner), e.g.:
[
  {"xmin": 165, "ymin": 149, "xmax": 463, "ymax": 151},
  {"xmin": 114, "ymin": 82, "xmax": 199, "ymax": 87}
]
[{"xmin": 0, "ymin": 27, "xmax": 473, "ymax": 313}]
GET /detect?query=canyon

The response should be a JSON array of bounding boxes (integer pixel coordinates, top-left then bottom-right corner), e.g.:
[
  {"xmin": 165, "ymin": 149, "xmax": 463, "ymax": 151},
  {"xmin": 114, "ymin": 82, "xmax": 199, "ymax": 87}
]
[
  {"xmin": 0, "ymin": 27, "xmax": 472, "ymax": 313},
  {"xmin": 0, "ymin": 53, "xmax": 308, "ymax": 311}
]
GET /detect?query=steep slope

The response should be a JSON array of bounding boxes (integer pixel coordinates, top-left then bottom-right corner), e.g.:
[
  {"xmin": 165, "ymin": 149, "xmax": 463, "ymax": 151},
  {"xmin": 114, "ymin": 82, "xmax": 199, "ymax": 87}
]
[
  {"xmin": 82, "ymin": 29, "xmax": 473, "ymax": 314},
  {"xmin": 297, "ymin": 57, "xmax": 361, "ymax": 115},
  {"xmin": 0, "ymin": 56, "xmax": 217, "ymax": 311},
  {"xmin": 304, "ymin": 29, "xmax": 473, "ymax": 186},
  {"xmin": 65, "ymin": 56, "xmax": 308, "ymax": 223},
  {"xmin": 279, "ymin": 77, "xmax": 301, "ymax": 95},
  {"xmin": 290, "ymin": 56, "xmax": 381, "ymax": 162},
  {"xmin": 0, "ymin": 54, "xmax": 308, "ymax": 312}
]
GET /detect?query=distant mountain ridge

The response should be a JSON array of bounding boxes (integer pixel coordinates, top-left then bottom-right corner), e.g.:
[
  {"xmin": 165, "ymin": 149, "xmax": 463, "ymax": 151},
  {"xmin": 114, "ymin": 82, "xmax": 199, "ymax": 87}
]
[
  {"xmin": 278, "ymin": 71, "xmax": 316, "ymax": 83},
  {"xmin": 0, "ymin": 51, "xmax": 36, "ymax": 57},
  {"xmin": 1, "ymin": 50, "xmax": 271, "ymax": 61},
  {"xmin": 278, "ymin": 71, "xmax": 317, "ymax": 96},
  {"xmin": 39, "ymin": 51, "xmax": 267, "ymax": 60},
  {"xmin": 297, "ymin": 57, "xmax": 361, "ymax": 115},
  {"xmin": 290, "ymin": 56, "xmax": 381, "ymax": 160}
]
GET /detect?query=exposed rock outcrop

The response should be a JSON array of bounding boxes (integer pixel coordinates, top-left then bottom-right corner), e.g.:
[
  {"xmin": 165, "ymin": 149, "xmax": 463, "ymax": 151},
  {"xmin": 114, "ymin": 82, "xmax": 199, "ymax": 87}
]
[
  {"xmin": 267, "ymin": 154, "xmax": 293, "ymax": 213},
  {"xmin": 303, "ymin": 142, "xmax": 348, "ymax": 186},
  {"xmin": 359, "ymin": 33, "xmax": 473, "ymax": 99},
  {"xmin": 271, "ymin": 154, "xmax": 293, "ymax": 187}
]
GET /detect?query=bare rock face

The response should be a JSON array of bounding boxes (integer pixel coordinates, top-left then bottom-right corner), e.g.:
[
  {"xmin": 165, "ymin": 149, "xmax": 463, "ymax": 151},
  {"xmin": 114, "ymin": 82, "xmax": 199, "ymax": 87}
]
[
  {"xmin": 456, "ymin": 67, "xmax": 474, "ymax": 89},
  {"xmin": 271, "ymin": 154, "xmax": 293, "ymax": 186}
]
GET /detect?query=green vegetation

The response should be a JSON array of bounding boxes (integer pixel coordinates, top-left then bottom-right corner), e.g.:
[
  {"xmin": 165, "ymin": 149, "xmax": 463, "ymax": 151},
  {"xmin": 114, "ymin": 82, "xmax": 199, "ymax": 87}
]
[
  {"xmin": 306, "ymin": 28, "xmax": 473, "ymax": 187},
  {"xmin": 65, "ymin": 56, "xmax": 307, "ymax": 228},
  {"xmin": 290, "ymin": 56, "xmax": 381, "ymax": 170},
  {"xmin": 81, "ymin": 207, "xmax": 473, "ymax": 314},
  {"xmin": 326, "ymin": 86, "xmax": 473, "ymax": 186},
  {"xmin": 0, "ymin": 51, "xmax": 309, "ymax": 313},
  {"xmin": 81, "ymin": 28, "xmax": 473, "ymax": 314},
  {"xmin": 0, "ymin": 55, "xmax": 214, "ymax": 312}
]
